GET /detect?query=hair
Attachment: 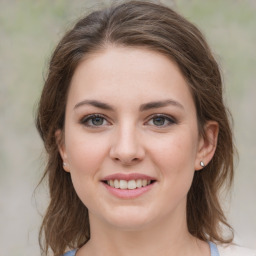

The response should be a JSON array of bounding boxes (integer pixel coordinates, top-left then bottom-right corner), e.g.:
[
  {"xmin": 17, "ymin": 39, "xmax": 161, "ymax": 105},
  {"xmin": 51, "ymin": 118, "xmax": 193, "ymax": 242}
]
[{"xmin": 36, "ymin": 1, "xmax": 235, "ymax": 255}]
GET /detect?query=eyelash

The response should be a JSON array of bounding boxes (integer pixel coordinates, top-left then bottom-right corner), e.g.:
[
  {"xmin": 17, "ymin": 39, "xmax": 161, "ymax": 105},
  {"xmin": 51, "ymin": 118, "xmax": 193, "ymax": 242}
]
[
  {"xmin": 145, "ymin": 114, "xmax": 176, "ymax": 127},
  {"xmin": 80, "ymin": 114, "xmax": 177, "ymax": 128},
  {"xmin": 80, "ymin": 114, "xmax": 110, "ymax": 127}
]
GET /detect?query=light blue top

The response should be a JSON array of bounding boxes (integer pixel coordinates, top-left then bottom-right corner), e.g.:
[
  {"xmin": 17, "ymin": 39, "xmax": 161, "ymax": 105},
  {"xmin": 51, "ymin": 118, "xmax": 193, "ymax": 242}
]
[
  {"xmin": 63, "ymin": 241, "xmax": 220, "ymax": 256},
  {"xmin": 63, "ymin": 249, "xmax": 77, "ymax": 256},
  {"xmin": 209, "ymin": 241, "xmax": 220, "ymax": 256}
]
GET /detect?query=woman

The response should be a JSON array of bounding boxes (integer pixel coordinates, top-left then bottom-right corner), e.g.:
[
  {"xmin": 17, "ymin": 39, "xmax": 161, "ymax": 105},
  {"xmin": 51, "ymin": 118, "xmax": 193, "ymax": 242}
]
[{"xmin": 36, "ymin": 1, "xmax": 256, "ymax": 256}]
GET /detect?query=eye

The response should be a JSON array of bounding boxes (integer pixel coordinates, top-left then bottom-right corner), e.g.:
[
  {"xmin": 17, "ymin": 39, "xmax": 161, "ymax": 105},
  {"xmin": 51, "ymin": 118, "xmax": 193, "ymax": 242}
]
[
  {"xmin": 146, "ymin": 114, "xmax": 176, "ymax": 127},
  {"xmin": 80, "ymin": 114, "xmax": 110, "ymax": 127}
]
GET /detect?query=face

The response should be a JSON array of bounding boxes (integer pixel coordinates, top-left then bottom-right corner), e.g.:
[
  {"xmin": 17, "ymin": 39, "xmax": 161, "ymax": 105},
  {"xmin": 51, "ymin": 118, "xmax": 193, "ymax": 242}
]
[{"xmin": 58, "ymin": 46, "xmax": 214, "ymax": 231}]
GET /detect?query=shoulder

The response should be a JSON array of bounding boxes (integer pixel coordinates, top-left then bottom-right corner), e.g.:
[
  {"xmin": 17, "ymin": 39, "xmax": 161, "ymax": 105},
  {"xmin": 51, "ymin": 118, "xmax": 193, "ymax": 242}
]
[{"xmin": 217, "ymin": 244, "xmax": 256, "ymax": 256}]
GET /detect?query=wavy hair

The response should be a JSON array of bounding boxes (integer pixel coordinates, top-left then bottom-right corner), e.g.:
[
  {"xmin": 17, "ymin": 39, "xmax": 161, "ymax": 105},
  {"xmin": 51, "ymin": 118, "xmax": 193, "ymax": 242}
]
[{"xmin": 36, "ymin": 1, "xmax": 234, "ymax": 255}]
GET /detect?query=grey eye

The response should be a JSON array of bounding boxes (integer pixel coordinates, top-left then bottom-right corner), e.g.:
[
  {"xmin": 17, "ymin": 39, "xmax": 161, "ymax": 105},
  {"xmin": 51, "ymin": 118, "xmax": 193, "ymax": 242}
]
[
  {"xmin": 91, "ymin": 116, "xmax": 104, "ymax": 126},
  {"xmin": 81, "ymin": 114, "xmax": 109, "ymax": 127},
  {"xmin": 147, "ymin": 115, "xmax": 176, "ymax": 127},
  {"xmin": 152, "ymin": 116, "xmax": 166, "ymax": 126}
]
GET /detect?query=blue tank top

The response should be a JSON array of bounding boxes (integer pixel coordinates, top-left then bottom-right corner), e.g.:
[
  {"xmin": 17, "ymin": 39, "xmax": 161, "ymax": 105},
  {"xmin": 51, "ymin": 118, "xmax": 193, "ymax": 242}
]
[
  {"xmin": 63, "ymin": 241, "xmax": 220, "ymax": 256},
  {"xmin": 62, "ymin": 250, "xmax": 77, "ymax": 256},
  {"xmin": 209, "ymin": 241, "xmax": 220, "ymax": 256}
]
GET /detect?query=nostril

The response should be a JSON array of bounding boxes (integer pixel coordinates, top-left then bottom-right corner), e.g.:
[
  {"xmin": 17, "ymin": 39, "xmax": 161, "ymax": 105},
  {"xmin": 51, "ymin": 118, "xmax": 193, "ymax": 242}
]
[
  {"xmin": 109, "ymin": 138, "xmax": 145, "ymax": 164},
  {"xmin": 114, "ymin": 157, "xmax": 139, "ymax": 163}
]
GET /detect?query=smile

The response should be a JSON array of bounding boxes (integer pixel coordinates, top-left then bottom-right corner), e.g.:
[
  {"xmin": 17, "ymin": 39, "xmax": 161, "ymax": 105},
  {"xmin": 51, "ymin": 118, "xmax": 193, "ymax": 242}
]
[
  {"xmin": 104, "ymin": 179, "xmax": 154, "ymax": 190},
  {"xmin": 101, "ymin": 173, "xmax": 157, "ymax": 198}
]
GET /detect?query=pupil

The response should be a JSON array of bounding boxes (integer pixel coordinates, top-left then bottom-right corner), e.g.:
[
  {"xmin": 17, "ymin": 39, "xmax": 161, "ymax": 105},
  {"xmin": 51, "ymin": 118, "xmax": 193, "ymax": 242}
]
[
  {"xmin": 153, "ymin": 117, "xmax": 165, "ymax": 126},
  {"xmin": 92, "ymin": 117, "xmax": 103, "ymax": 125}
]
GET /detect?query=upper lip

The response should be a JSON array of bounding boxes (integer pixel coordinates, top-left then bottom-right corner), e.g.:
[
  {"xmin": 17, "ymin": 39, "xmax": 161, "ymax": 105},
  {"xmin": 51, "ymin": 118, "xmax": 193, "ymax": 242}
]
[{"xmin": 102, "ymin": 173, "xmax": 156, "ymax": 181}]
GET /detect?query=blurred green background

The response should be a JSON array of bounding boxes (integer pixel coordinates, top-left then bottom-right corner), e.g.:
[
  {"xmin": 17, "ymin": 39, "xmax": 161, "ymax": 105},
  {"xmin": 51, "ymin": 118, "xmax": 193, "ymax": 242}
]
[{"xmin": 0, "ymin": 0, "xmax": 255, "ymax": 255}]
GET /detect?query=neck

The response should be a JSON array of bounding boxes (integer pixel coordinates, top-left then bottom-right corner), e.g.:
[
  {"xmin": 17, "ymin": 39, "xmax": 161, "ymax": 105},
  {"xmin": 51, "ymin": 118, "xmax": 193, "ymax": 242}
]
[{"xmin": 78, "ymin": 211, "xmax": 209, "ymax": 256}]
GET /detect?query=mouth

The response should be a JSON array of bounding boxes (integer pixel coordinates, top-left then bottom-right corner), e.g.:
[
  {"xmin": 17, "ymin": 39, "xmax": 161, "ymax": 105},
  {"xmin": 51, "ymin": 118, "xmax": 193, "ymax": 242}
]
[
  {"xmin": 102, "ymin": 179, "xmax": 156, "ymax": 190},
  {"xmin": 101, "ymin": 173, "xmax": 157, "ymax": 199}
]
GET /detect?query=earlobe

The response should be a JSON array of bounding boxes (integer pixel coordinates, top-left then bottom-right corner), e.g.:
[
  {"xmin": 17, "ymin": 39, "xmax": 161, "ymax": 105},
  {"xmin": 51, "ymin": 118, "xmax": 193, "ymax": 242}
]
[
  {"xmin": 195, "ymin": 121, "xmax": 219, "ymax": 171},
  {"xmin": 55, "ymin": 129, "xmax": 70, "ymax": 172}
]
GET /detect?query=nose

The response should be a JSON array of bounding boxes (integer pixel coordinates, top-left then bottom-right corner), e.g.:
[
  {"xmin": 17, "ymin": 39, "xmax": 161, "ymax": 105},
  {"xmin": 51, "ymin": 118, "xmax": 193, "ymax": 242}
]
[{"xmin": 109, "ymin": 124, "xmax": 145, "ymax": 166}]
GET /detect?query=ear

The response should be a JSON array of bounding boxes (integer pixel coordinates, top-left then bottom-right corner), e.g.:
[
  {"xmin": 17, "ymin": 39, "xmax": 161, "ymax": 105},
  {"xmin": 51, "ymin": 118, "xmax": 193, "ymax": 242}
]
[
  {"xmin": 55, "ymin": 129, "xmax": 70, "ymax": 172},
  {"xmin": 194, "ymin": 121, "xmax": 219, "ymax": 171}
]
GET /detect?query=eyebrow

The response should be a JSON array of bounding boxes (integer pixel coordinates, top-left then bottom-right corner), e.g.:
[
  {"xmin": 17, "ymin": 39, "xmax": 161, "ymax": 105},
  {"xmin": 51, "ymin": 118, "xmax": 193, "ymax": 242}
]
[
  {"xmin": 139, "ymin": 99, "xmax": 184, "ymax": 111},
  {"xmin": 74, "ymin": 99, "xmax": 184, "ymax": 111},
  {"xmin": 74, "ymin": 100, "xmax": 114, "ymax": 111}
]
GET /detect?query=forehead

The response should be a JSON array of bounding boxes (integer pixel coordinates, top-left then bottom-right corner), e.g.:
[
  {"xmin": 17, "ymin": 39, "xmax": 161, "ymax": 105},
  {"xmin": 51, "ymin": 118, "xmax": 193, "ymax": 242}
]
[{"xmin": 68, "ymin": 46, "xmax": 195, "ymax": 112}]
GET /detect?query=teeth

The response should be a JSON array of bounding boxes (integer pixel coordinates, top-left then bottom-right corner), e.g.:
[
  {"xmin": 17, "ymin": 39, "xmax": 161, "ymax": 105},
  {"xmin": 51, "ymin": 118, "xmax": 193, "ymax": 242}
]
[
  {"xmin": 142, "ymin": 179, "xmax": 147, "ymax": 187},
  {"xmin": 120, "ymin": 180, "xmax": 128, "ymax": 189},
  {"xmin": 106, "ymin": 179, "xmax": 153, "ymax": 190},
  {"xmin": 114, "ymin": 179, "xmax": 120, "ymax": 189},
  {"xmin": 110, "ymin": 180, "xmax": 114, "ymax": 187},
  {"xmin": 136, "ymin": 179, "xmax": 142, "ymax": 188},
  {"xmin": 128, "ymin": 180, "xmax": 136, "ymax": 189}
]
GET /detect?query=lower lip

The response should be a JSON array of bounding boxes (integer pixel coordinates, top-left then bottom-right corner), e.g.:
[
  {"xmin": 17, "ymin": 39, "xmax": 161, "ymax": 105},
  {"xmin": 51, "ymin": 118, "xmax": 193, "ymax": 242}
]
[{"xmin": 102, "ymin": 182, "xmax": 155, "ymax": 199}]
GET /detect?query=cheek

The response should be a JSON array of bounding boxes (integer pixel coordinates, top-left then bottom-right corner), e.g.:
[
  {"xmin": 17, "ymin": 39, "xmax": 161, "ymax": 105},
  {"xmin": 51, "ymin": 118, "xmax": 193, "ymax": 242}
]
[
  {"xmin": 149, "ymin": 130, "xmax": 198, "ymax": 170},
  {"xmin": 148, "ymin": 135, "xmax": 197, "ymax": 215},
  {"xmin": 65, "ymin": 131, "xmax": 109, "ymax": 176},
  {"xmin": 64, "ymin": 133, "xmax": 110, "ymax": 207},
  {"xmin": 148, "ymin": 130, "xmax": 198, "ymax": 192}
]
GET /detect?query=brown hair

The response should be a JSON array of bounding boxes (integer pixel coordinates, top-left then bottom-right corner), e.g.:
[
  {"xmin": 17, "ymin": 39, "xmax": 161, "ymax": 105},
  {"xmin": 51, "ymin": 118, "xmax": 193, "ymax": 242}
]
[{"xmin": 36, "ymin": 1, "xmax": 234, "ymax": 255}]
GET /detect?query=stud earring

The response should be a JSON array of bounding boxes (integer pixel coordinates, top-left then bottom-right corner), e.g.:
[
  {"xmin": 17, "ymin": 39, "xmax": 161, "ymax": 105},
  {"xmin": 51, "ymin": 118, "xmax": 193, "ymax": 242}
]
[
  {"xmin": 62, "ymin": 162, "xmax": 70, "ymax": 172},
  {"xmin": 200, "ymin": 161, "xmax": 205, "ymax": 167}
]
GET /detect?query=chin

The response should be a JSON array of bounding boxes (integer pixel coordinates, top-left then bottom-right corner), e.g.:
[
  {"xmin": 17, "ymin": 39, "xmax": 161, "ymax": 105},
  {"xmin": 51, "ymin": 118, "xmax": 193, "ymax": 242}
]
[{"xmin": 101, "ymin": 207, "xmax": 156, "ymax": 231}]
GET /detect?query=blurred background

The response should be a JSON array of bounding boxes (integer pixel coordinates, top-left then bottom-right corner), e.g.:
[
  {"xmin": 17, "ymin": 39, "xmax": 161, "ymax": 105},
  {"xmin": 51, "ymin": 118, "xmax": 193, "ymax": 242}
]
[{"xmin": 0, "ymin": 0, "xmax": 255, "ymax": 255}]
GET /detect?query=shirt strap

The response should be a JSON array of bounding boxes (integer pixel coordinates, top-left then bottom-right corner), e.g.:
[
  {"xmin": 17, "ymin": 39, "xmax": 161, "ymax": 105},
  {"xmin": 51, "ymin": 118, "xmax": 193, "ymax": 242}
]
[
  {"xmin": 62, "ymin": 249, "xmax": 77, "ymax": 256},
  {"xmin": 63, "ymin": 243, "xmax": 219, "ymax": 256},
  {"xmin": 209, "ymin": 241, "xmax": 220, "ymax": 256}
]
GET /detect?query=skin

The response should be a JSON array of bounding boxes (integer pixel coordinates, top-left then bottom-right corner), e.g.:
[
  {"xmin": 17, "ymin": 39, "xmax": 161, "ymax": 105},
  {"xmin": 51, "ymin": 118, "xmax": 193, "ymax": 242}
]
[{"xmin": 57, "ymin": 46, "xmax": 219, "ymax": 256}]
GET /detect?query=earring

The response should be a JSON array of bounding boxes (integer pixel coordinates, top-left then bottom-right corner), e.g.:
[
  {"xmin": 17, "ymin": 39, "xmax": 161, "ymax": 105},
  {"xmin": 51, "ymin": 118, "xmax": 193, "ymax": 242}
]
[
  {"xmin": 200, "ymin": 161, "xmax": 205, "ymax": 167},
  {"xmin": 63, "ymin": 162, "xmax": 67, "ymax": 167}
]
